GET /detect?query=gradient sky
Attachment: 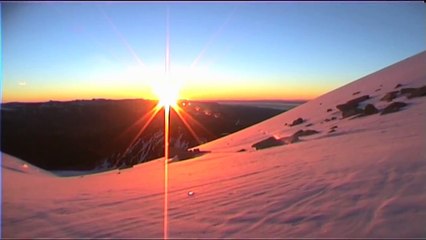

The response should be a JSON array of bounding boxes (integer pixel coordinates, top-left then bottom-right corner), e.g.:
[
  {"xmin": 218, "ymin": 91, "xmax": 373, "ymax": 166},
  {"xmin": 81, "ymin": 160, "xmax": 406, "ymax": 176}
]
[{"xmin": 1, "ymin": 2, "xmax": 425, "ymax": 102}]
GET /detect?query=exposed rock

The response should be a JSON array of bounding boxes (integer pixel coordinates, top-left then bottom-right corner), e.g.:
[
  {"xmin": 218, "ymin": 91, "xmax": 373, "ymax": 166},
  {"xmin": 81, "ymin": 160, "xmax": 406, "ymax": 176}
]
[
  {"xmin": 352, "ymin": 91, "xmax": 361, "ymax": 95},
  {"xmin": 289, "ymin": 117, "xmax": 304, "ymax": 126},
  {"xmin": 400, "ymin": 87, "xmax": 416, "ymax": 95},
  {"xmin": 355, "ymin": 104, "xmax": 379, "ymax": 118},
  {"xmin": 342, "ymin": 108, "xmax": 363, "ymax": 118},
  {"xmin": 327, "ymin": 108, "xmax": 332, "ymax": 112},
  {"xmin": 336, "ymin": 95, "xmax": 370, "ymax": 111},
  {"xmin": 251, "ymin": 137, "xmax": 283, "ymax": 150},
  {"xmin": 172, "ymin": 147, "xmax": 208, "ymax": 161},
  {"xmin": 237, "ymin": 149, "xmax": 246, "ymax": 152},
  {"xmin": 363, "ymin": 104, "xmax": 379, "ymax": 115},
  {"xmin": 406, "ymin": 86, "xmax": 426, "ymax": 99},
  {"xmin": 375, "ymin": 88, "xmax": 381, "ymax": 92},
  {"xmin": 395, "ymin": 83, "xmax": 402, "ymax": 89},
  {"xmin": 381, "ymin": 102, "xmax": 407, "ymax": 115},
  {"xmin": 192, "ymin": 148, "xmax": 200, "ymax": 153},
  {"xmin": 330, "ymin": 125, "xmax": 338, "ymax": 129},
  {"xmin": 293, "ymin": 129, "xmax": 320, "ymax": 138},
  {"xmin": 305, "ymin": 123, "xmax": 314, "ymax": 127},
  {"xmin": 380, "ymin": 91, "xmax": 399, "ymax": 102},
  {"xmin": 328, "ymin": 129, "xmax": 336, "ymax": 133},
  {"xmin": 346, "ymin": 95, "xmax": 370, "ymax": 106},
  {"xmin": 326, "ymin": 117, "xmax": 335, "ymax": 121},
  {"xmin": 336, "ymin": 95, "xmax": 370, "ymax": 118}
]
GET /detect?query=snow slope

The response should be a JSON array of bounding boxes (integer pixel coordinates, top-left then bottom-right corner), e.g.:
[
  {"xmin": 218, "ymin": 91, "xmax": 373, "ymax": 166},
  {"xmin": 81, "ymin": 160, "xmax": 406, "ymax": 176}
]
[{"xmin": 2, "ymin": 51, "xmax": 426, "ymax": 238}]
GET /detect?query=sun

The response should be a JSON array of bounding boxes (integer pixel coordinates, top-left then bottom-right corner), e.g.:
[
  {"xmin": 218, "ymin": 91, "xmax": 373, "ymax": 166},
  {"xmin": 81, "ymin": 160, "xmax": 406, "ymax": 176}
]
[{"xmin": 153, "ymin": 80, "xmax": 180, "ymax": 108}]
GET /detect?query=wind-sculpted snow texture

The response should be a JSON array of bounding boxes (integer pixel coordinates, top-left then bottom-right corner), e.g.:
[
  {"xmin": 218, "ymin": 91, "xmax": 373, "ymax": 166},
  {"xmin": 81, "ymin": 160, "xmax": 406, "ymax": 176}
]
[{"xmin": 2, "ymin": 51, "xmax": 426, "ymax": 238}]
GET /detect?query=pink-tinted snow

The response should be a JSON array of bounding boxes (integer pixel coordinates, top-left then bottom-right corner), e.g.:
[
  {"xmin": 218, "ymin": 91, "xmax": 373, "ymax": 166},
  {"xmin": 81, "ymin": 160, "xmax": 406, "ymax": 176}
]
[{"xmin": 2, "ymin": 51, "xmax": 426, "ymax": 238}]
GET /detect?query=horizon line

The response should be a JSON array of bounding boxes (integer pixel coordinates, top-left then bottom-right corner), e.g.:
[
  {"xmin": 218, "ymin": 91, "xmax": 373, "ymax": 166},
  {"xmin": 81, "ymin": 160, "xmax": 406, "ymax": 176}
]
[{"xmin": 1, "ymin": 97, "xmax": 309, "ymax": 105}]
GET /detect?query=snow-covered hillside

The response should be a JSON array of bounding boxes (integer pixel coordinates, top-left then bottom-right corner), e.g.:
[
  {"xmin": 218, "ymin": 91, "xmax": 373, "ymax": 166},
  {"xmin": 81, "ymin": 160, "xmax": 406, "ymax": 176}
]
[{"xmin": 2, "ymin": 51, "xmax": 426, "ymax": 238}]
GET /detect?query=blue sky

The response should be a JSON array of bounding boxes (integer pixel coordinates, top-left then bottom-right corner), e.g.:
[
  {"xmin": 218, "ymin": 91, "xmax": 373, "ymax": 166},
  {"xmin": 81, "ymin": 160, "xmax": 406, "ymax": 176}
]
[{"xmin": 2, "ymin": 2, "xmax": 425, "ymax": 102}]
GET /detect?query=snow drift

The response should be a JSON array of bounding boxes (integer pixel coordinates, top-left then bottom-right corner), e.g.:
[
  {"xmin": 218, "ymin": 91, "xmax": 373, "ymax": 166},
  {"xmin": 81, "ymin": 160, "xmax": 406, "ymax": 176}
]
[{"xmin": 2, "ymin": 51, "xmax": 426, "ymax": 238}]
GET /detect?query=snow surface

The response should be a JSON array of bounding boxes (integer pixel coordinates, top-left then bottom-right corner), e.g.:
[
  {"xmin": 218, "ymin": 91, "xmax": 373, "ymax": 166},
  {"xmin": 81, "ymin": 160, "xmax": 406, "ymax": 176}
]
[{"xmin": 2, "ymin": 51, "xmax": 426, "ymax": 238}]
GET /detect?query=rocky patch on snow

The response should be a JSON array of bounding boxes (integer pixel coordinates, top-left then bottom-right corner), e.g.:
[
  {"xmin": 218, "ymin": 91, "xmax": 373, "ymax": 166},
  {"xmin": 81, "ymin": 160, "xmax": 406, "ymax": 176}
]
[
  {"xmin": 293, "ymin": 129, "xmax": 320, "ymax": 138},
  {"xmin": 288, "ymin": 117, "xmax": 305, "ymax": 126},
  {"xmin": 252, "ymin": 129, "xmax": 320, "ymax": 150},
  {"xmin": 251, "ymin": 136, "xmax": 284, "ymax": 150},
  {"xmin": 405, "ymin": 85, "xmax": 426, "ymax": 99},
  {"xmin": 170, "ymin": 148, "xmax": 210, "ymax": 162},
  {"xmin": 336, "ymin": 95, "xmax": 370, "ymax": 118},
  {"xmin": 381, "ymin": 91, "xmax": 399, "ymax": 102},
  {"xmin": 328, "ymin": 125, "xmax": 338, "ymax": 133},
  {"xmin": 381, "ymin": 102, "xmax": 408, "ymax": 115},
  {"xmin": 356, "ymin": 103, "xmax": 379, "ymax": 118}
]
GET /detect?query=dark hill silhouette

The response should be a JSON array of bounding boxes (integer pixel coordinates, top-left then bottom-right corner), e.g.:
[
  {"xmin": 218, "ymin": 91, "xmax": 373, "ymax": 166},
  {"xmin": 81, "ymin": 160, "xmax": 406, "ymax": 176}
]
[{"xmin": 1, "ymin": 99, "xmax": 287, "ymax": 170}]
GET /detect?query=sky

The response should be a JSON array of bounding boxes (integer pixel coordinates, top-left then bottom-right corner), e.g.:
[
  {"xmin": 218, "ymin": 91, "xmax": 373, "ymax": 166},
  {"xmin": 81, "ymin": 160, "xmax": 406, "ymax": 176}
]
[{"xmin": 1, "ymin": 2, "xmax": 425, "ymax": 102}]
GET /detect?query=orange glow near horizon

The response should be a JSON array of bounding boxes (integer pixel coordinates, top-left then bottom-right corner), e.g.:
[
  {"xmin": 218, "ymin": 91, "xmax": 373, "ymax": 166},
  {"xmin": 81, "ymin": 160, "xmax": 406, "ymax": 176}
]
[
  {"xmin": 2, "ymin": 68, "xmax": 333, "ymax": 104},
  {"xmin": 2, "ymin": 82, "xmax": 324, "ymax": 103},
  {"xmin": 2, "ymin": 67, "xmax": 335, "ymax": 104}
]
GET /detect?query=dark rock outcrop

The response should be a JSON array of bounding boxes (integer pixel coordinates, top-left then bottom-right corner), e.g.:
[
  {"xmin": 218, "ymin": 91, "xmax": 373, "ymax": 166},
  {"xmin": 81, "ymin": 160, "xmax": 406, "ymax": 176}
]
[
  {"xmin": 293, "ymin": 129, "xmax": 319, "ymax": 138},
  {"xmin": 346, "ymin": 95, "xmax": 370, "ymax": 106},
  {"xmin": 289, "ymin": 117, "xmax": 304, "ymax": 126},
  {"xmin": 171, "ymin": 147, "xmax": 209, "ymax": 161},
  {"xmin": 380, "ymin": 91, "xmax": 399, "ymax": 102},
  {"xmin": 355, "ymin": 103, "xmax": 379, "ymax": 118},
  {"xmin": 400, "ymin": 88, "xmax": 416, "ymax": 95},
  {"xmin": 363, "ymin": 104, "xmax": 379, "ymax": 115},
  {"xmin": 336, "ymin": 95, "xmax": 370, "ymax": 118},
  {"xmin": 341, "ymin": 108, "xmax": 363, "ymax": 119},
  {"xmin": 352, "ymin": 91, "xmax": 361, "ymax": 95},
  {"xmin": 325, "ymin": 117, "xmax": 337, "ymax": 121},
  {"xmin": 251, "ymin": 137, "xmax": 283, "ymax": 150},
  {"xmin": 406, "ymin": 86, "xmax": 426, "ymax": 99},
  {"xmin": 327, "ymin": 108, "xmax": 332, "ymax": 112},
  {"xmin": 395, "ymin": 83, "xmax": 402, "ymax": 89},
  {"xmin": 381, "ymin": 102, "xmax": 407, "ymax": 115}
]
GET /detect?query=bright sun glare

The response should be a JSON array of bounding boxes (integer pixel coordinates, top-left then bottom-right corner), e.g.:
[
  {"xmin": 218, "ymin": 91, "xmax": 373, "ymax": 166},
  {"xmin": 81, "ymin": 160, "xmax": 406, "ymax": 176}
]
[{"xmin": 153, "ymin": 80, "xmax": 180, "ymax": 108}]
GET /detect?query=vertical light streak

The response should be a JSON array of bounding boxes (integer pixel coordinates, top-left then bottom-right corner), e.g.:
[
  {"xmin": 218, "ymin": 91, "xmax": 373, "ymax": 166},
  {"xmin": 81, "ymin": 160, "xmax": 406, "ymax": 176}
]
[
  {"xmin": 163, "ymin": 6, "xmax": 170, "ymax": 240},
  {"xmin": 163, "ymin": 105, "xmax": 169, "ymax": 240}
]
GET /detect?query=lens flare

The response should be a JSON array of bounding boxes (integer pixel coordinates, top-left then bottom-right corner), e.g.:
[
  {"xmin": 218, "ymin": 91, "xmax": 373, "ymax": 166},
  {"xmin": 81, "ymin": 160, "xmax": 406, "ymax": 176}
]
[{"xmin": 153, "ymin": 80, "xmax": 180, "ymax": 109}]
